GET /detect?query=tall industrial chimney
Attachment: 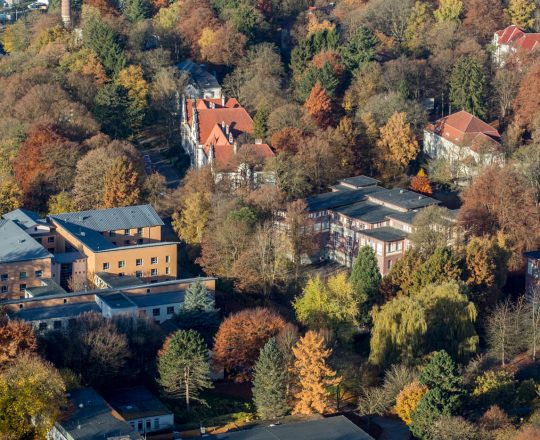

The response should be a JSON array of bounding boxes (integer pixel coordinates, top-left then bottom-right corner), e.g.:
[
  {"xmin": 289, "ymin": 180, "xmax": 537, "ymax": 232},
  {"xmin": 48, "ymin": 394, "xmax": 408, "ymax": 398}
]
[{"xmin": 61, "ymin": 0, "xmax": 71, "ymax": 28}]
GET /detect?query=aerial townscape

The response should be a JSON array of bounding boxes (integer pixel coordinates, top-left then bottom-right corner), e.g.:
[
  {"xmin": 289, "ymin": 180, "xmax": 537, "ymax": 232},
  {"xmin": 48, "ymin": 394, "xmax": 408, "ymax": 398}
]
[{"xmin": 1, "ymin": 0, "xmax": 540, "ymax": 439}]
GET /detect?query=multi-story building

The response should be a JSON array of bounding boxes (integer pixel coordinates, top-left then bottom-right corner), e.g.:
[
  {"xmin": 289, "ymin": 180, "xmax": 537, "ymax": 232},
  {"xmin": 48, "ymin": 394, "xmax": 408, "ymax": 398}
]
[
  {"xmin": 1, "ymin": 205, "xmax": 178, "ymax": 300},
  {"xmin": 177, "ymin": 59, "xmax": 222, "ymax": 99},
  {"xmin": 278, "ymin": 176, "xmax": 450, "ymax": 276},
  {"xmin": 493, "ymin": 25, "xmax": 540, "ymax": 66},
  {"xmin": 423, "ymin": 110, "xmax": 503, "ymax": 182},
  {"xmin": 180, "ymin": 96, "xmax": 275, "ymax": 185}
]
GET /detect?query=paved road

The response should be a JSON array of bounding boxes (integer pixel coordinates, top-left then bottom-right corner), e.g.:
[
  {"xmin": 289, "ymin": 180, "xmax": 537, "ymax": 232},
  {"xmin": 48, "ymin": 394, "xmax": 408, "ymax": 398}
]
[{"xmin": 135, "ymin": 129, "xmax": 182, "ymax": 189}]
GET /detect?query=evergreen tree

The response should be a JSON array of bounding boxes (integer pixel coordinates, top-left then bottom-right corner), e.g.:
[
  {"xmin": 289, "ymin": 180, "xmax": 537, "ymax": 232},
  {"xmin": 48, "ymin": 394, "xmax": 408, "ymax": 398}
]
[
  {"xmin": 253, "ymin": 105, "xmax": 269, "ymax": 139},
  {"xmin": 449, "ymin": 56, "xmax": 487, "ymax": 118},
  {"xmin": 340, "ymin": 26, "xmax": 377, "ymax": 71},
  {"xmin": 350, "ymin": 246, "xmax": 381, "ymax": 324},
  {"xmin": 252, "ymin": 338, "xmax": 289, "ymax": 419},
  {"xmin": 102, "ymin": 157, "xmax": 141, "ymax": 208},
  {"xmin": 291, "ymin": 330, "xmax": 340, "ymax": 415},
  {"xmin": 82, "ymin": 17, "xmax": 126, "ymax": 76},
  {"xmin": 94, "ymin": 83, "xmax": 130, "ymax": 138},
  {"xmin": 157, "ymin": 330, "xmax": 212, "ymax": 410},
  {"xmin": 123, "ymin": 0, "xmax": 149, "ymax": 22},
  {"xmin": 176, "ymin": 281, "xmax": 219, "ymax": 342}
]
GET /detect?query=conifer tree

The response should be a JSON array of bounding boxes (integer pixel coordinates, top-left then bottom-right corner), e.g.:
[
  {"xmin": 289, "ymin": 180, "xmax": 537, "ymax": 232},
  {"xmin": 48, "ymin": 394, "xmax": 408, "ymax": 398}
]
[
  {"xmin": 291, "ymin": 331, "xmax": 340, "ymax": 415},
  {"xmin": 449, "ymin": 56, "xmax": 487, "ymax": 118},
  {"xmin": 252, "ymin": 338, "xmax": 289, "ymax": 419},
  {"xmin": 340, "ymin": 26, "xmax": 377, "ymax": 71},
  {"xmin": 253, "ymin": 105, "xmax": 269, "ymax": 139},
  {"xmin": 102, "ymin": 157, "xmax": 141, "ymax": 208},
  {"xmin": 350, "ymin": 246, "xmax": 381, "ymax": 324},
  {"xmin": 123, "ymin": 0, "xmax": 149, "ymax": 22},
  {"xmin": 505, "ymin": 0, "xmax": 536, "ymax": 30},
  {"xmin": 176, "ymin": 281, "xmax": 219, "ymax": 341},
  {"xmin": 157, "ymin": 330, "xmax": 212, "ymax": 410},
  {"xmin": 304, "ymin": 82, "xmax": 333, "ymax": 128}
]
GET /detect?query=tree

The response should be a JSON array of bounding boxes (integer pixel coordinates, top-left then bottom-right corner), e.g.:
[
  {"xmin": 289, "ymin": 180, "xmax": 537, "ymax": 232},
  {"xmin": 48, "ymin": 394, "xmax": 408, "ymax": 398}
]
[
  {"xmin": 449, "ymin": 56, "xmax": 487, "ymax": 117},
  {"xmin": 458, "ymin": 165, "xmax": 540, "ymax": 270},
  {"xmin": 376, "ymin": 112, "xmax": 419, "ymax": 179},
  {"xmin": 176, "ymin": 281, "xmax": 219, "ymax": 341},
  {"xmin": 465, "ymin": 235, "xmax": 510, "ymax": 309},
  {"xmin": 293, "ymin": 273, "xmax": 359, "ymax": 339},
  {"xmin": 102, "ymin": 157, "xmax": 141, "ymax": 208},
  {"xmin": 340, "ymin": 26, "xmax": 377, "ymax": 71},
  {"xmin": 434, "ymin": 0, "xmax": 463, "ymax": 23},
  {"xmin": 412, "ymin": 247, "xmax": 463, "ymax": 294},
  {"xmin": 123, "ymin": 0, "xmax": 149, "ymax": 21},
  {"xmin": 0, "ymin": 320, "xmax": 36, "ymax": 365},
  {"xmin": 0, "ymin": 353, "xmax": 66, "ymax": 439},
  {"xmin": 409, "ymin": 169, "xmax": 433, "ymax": 195},
  {"xmin": 404, "ymin": 1, "xmax": 433, "ymax": 53},
  {"xmin": 304, "ymin": 82, "xmax": 333, "ymax": 128},
  {"xmin": 270, "ymin": 127, "xmax": 304, "ymax": 153},
  {"xmin": 94, "ymin": 84, "xmax": 131, "ymax": 138},
  {"xmin": 157, "ymin": 330, "xmax": 212, "ymax": 410},
  {"xmin": 526, "ymin": 285, "xmax": 540, "ymax": 360},
  {"xmin": 253, "ymin": 105, "xmax": 269, "ymax": 139},
  {"xmin": 48, "ymin": 191, "xmax": 76, "ymax": 214},
  {"xmin": 291, "ymin": 331, "xmax": 340, "ymax": 415},
  {"xmin": 409, "ymin": 207, "xmax": 454, "ymax": 257},
  {"xmin": 411, "ymin": 350, "xmax": 463, "ymax": 439},
  {"xmin": 116, "ymin": 65, "xmax": 149, "ymax": 132},
  {"xmin": 0, "ymin": 177, "xmax": 21, "ymax": 216},
  {"xmin": 463, "ymin": 0, "xmax": 505, "ymax": 43},
  {"xmin": 350, "ymin": 246, "xmax": 382, "ymax": 324},
  {"xmin": 472, "ymin": 369, "xmax": 515, "ymax": 408},
  {"xmin": 505, "ymin": 0, "xmax": 536, "ymax": 30},
  {"xmin": 252, "ymin": 338, "xmax": 289, "ymax": 419},
  {"xmin": 395, "ymin": 381, "xmax": 428, "ymax": 425},
  {"xmin": 513, "ymin": 60, "xmax": 540, "ymax": 132},
  {"xmin": 493, "ymin": 67, "xmax": 521, "ymax": 123},
  {"xmin": 429, "ymin": 416, "xmax": 478, "ymax": 440},
  {"xmin": 365, "ymin": 0, "xmax": 415, "ymax": 49},
  {"xmin": 213, "ymin": 308, "xmax": 286, "ymax": 382},
  {"xmin": 173, "ymin": 191, "xmax": 211, "ymax": 245}
]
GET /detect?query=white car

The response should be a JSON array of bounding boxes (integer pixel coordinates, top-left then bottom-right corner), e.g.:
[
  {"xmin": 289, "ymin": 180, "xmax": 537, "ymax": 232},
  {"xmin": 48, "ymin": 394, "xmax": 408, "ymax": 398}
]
[{"xmin": 28, "ymin": 2, "xmax": 48, "ymax": 10}]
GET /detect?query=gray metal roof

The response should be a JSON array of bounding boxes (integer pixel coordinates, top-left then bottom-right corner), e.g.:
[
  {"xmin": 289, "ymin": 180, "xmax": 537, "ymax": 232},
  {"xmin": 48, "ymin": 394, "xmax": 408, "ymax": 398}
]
[
  {"xmin": 104, "ymin": 386, "xmax": 172, "ymax": 421},
  {"xmin": 13, "ymin": 302, "xmax": 101, "ymax": 322},
  {"xmin": 305, "ymin": 186, "xmax": 388, "ymax": 212},
  {"xmin": 329, "ymin": 184, "xmax": 355, "ymax": 192},
  {"xmin": 54, "ymin": 388, "xmax": 142, "ymax": 440},
  {"xmin": 360, "ymin": 226, "xmax": 409, "ymax": 242},
  {"xmin": 0, "ymin": 219, "xmax": 52, "ymax": 263},
  {"xmin": 50, "ymin": 204, "xmax": 164, "ymax": 232},
  {"xmin": 25, "ymin": 278, "xmax": 66, "ymax": 298},
  {"xmin": 386, "ymin": 210, "xmax": 419, "ymax": 225},
  {"xmin": 177, "ymin": 59, "xmax": 221, "ymax": 90},
  {"xmin": 96, "ymin": 272, "xmax": 144, "ymax": 288},
  {"xmin": 97, "ymin": 291, "xmax": 137, "ymax": 309},
  {"xmin": 212, "ymin": 416, "xmax": 374, "ymax": 440},
  {"xmin": 3, "ymin": 208, "xmax": 42, "ymax": 229},
  {"xmin": 127, "ymin": 291, "xmax": 185, "ymax": 308},
  {"xmin": 339, "ymin": 176, "xmax": 381, "ymax": 188},
  {"xmin": 525, "ymin": 250, "xmax": 540, "ymax": 259},
  {"xmin": 335, "ymin": 201, "xmax": 398, "ymax": 224},
  {"xmin": 367, "ymin": 189, "xmax": 439, "ymax": 210},
  {"xmin": 52, "ymin": 251, "xmax": 86, "ymax": 264}
]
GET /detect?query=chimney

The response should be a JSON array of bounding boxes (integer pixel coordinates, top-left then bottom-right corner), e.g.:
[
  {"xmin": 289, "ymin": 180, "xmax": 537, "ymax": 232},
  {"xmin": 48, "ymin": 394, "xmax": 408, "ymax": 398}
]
[
  {"xmin": 221, "ymin": 95, "xmax": 226, "ymax": 107},
  {"xmin": 225, "ymin": 124, "xmax": 230, "ymax": 136},
  {"xmin": 233, "ymin": 141, "xmax": 238, "ymax": 154},
  {"xmin": 221, "ymin": 120, "xmax": 226, "ymax": 130},
  {"xmin": 61, "ymin": 0, "xmax": 71, "ymax": 28},
  {"xmin": 208, "ymin": 144, "xmax": 215, "ymax": 167},
  {"xmin": 255, "ymin": 138, "xmax": 262, "ymax": 145},
  {"xmin": 192, "ymin": 102, "xmax": 199, "ymax": 143},
  {"xmin": 228, "ymin": 132, "xmax": 234, "ymax": 144}
]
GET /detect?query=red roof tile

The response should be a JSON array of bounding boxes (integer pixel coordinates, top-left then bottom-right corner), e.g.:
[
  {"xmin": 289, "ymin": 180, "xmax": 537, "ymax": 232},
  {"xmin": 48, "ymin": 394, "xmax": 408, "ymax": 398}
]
[{"xmin": 495, "ymin": 25, "xmax": 540, "ymax": 51}]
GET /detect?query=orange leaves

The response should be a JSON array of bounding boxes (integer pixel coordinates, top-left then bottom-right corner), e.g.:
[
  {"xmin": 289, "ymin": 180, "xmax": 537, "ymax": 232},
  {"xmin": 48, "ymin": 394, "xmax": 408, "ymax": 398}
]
[
  {"xmin": 409, "ymin": 169, "xmax": 433, "ymax": 196},
  {"xmin": 304, "ymin": 82, "xmax": 333, "ymax": 129}
]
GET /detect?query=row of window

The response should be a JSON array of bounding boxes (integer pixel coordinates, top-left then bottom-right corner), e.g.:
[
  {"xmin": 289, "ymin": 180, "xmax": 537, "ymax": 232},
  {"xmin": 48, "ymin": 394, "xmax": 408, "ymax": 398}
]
[
  {"xmin": 109, "ymin": 227, "xmax": 144, "ymax": 237},
  {"xmin": 102, "ymin": 256, "xmax": 170, "ymax": 271},
  {"xmin": 129, "ymin": 418, "xmax": 161, "ymax": 432},
  {"xmin": 0, "ymin": 270, "xmax": 43, "ymax": 282},
  {"xmin": 116, "ymin": 267, "xmax": 170, "ymax": 277}
]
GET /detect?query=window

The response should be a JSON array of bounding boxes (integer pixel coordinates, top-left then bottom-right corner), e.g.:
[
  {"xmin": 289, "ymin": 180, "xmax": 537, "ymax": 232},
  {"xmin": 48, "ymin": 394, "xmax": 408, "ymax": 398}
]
[
  {"xmin": 119, "ymin": 272, "xmax": 125, "ymax": 277},
  {"xmin": 53, "ymin": 320, "xmax": 62, "ymax": 329},
  {"xmin": 0, "ymin": 274, "xmax": 7, "ymax": 282},
  {"xmin": 19, "ymin": 284, "xmax": 26, "ymax": 292},
  {"xmin": 167, "ymin": 306, "xmax": 174, "ymax": 315},
  {"xmin": 151, "ymin": 257, "xmax": 158, "ymax": 265},
  {"xmin": 146, "ymin": 420, "xmax": 151, "ymax": 430},
  {"xmin": 137, "ymin": 421, "xmax": 143, "ymax": 431},
  {"xmin": 38, "ymin": 322, "xmax": 48, "ymax": 331},
  {"xmin": 1, "ymin": 286, "xmax": 7, "ymax": 293},
  {"xmin": 109, "ymin": 231, "xmax": 116, "ymax": 237},
  {"xmin": 118, "ymin": 260, "xmax": 125, "ymax": 268},
  {"xmin": 47, "ymin": 236, "xmax": 55, "ymax": 243},
  {"xmin": 35, "ymin": 270, "xmax": 43, "ymax": 278},
  {"xmin": 135, "ymin": 271, "xmax": 143, "ymax": 277},
  {"xmin": 19, "ymin": 272, "xmax": 27, "ymax": 280},
  {"xmin": 103, "ymin": 262, "xmax": 110, "ymax": 270},
  {"xmin": 165, "ymin": 256, "xmax": 170, "ymax": 263},
  {"xmin": 136, "ymin": 258, "xmax": 143, "ymax": 266},
  {"xmin": 151, "ymin": 268, "xmax": 158, "ymax": 276},
  {"xmin": 124, "ymin": 229, "xmax": 130, "ymax": 235},
  {"xmin": 138, "ymin": 239, "xmax": 143, "ymax": 244},
  {"xmin": 124, "ymin": 240, "xmax": 130, "ymax": 245},
  {"xmin": 137, "ymin": 227, "xmax": 143, "ymax": 235},
  {"xmin": 153, "ymin": 418, "xmax": 160, "ymax": 429},
  {"xmin": 165, "ymin": 267, "xmax": 170, "ymax": 275},
  {"xmin": 152, "ymin": 308, "xmax": 160, "ymax": 316}
]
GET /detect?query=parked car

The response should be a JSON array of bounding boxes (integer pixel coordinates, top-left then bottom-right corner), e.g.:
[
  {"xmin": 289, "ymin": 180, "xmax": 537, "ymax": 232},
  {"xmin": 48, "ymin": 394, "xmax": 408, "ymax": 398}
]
[{"xmin": 27, "ymin": 2, "xmax": 48, "ymax": 10}]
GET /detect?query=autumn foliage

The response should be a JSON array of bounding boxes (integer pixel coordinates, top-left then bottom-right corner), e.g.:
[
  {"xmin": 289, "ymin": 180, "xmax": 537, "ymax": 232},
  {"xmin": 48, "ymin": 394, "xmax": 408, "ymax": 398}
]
[
  {"xmin": 270, "ymin": 127, "xmax": 304, "ymax": 153},
  {"xmin": 102, "ymin": 157, "xmax": 141, "ymax": 208},
  {"xmin": 304, "ymin": 82, "xmax": 333, "ymax": 129},
  {"xmin": 409, "ymin": 169, "xmax": 433, "ymax": 196},
  {"xmin": 395, "ymin": 381, "xmax": 428, "ymax": 425},
  {"xmin": 213, "ymin": 308, "xmax": 286, "ymax": 382},
  {"xmin": 0, "ymin": 320, "xmax": 37, "ymax": 365}
]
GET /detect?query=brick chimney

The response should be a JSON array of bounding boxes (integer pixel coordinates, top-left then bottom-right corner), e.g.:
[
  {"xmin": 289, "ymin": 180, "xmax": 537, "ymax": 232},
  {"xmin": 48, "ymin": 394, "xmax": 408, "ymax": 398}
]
[{"xmin": 61, "ymin": 0, "xmax": 71, "ymax": 28}]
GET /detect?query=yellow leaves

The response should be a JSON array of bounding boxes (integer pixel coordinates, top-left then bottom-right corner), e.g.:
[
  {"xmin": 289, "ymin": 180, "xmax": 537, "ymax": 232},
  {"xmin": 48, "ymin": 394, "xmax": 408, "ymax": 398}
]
[
  {"xmin": 306, "ymin": 14, "xmax": 336, "ymax": 36},
  {"xmin": 172, "ymin": 190, "xmax": 211, "ymax": 245},
  {"xmin": 505, "ymin": 0, "xmax": 536, "ymax": 29},
  {"xmin": 395, "ymin": 381, "xmax": 428, "ymax": 425},
  {"xmin": 198, "ymin": 27, "xmax": 216, "ymax": 56},
  {"xmin": 32, "ymin": 25, "xmax": 65, "ymax": 51},
  {"xmin": 117, "ymin": 65, "xmax": 149, "ymax": 110},
  {"xmin": 434, "ymin": 0, "xmax": 463, "ymax": 23},
  {"xmin": 60, "ymin": 48, "xmax": 108, "ymax": 85},
  {"xmin": 153, "ymin": 0, "xmax": 182, "ymax": 30}
]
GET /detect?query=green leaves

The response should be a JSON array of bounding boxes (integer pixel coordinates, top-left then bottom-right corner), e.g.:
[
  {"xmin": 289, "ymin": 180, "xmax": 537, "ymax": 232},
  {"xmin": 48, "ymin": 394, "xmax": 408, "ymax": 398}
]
[{"xmin": 449, "ymin": 56, "xmax": 487, "ymax": 118}]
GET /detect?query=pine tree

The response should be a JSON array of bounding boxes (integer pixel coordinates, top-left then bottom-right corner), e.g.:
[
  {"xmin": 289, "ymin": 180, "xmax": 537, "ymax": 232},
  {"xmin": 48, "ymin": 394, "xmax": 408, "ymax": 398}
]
[
  {"xmin": 505, "ymin": 0, "xmax": 536, "ymax": 30},
  {"xmin": 304, "ymin": 82, "xmax": 333, "ymax": 128},
  {"xmin": 291, "ymin": 331, "xmax": 340, "ymax": 415},
  {"xmin": 82, "ymin": 17, "xmax": 126, "ymax": 76},
  {"xmin": 176, "ymin": 281, "xmax": 219, "ymax": 343},
  {"xmin": 252, "ymin": 338, "xmax": 290, "ymax": 419},
  {"xmin": 350, "ymin": 246, "xmax": 381, "ymax": 325},
  {"xmin": 449, "ymin": 56, "xmax": 487, "ymax": 118},
  {"xmin": 340, "ymin": 26, "xmax": 377, "ymax": 71},
  {"xmin": 157, "ymin": 330, "xmax": 212, "ymax": 410},
  {"xmin": 102, "ymin": 157, "xmax": 141, "ymax": 208},
  {"xmin": 253, "ymin": 105, "xmax": 269, "ymax": 139},
  {"xmin": 123, "ymin": 0, "xmax": 149, "ymax": 22}
]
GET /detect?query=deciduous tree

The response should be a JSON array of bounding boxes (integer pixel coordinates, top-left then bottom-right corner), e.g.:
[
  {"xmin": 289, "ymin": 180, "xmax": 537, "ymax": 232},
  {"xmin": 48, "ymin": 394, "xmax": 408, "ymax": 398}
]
[
  {"xmin": 252, "ymin": 337, "xmax": 289, "ymax": 419},
  {"xmin": 409, "ymin": 169, "xmax": 433, "ymax": 195},
  {"xmin": 513, "ymin": 60, "xmax": 540, "ymax": 132},
  {"xmin": 409, "ymin": 206, "xmax": 454, "ymax": 257},
  {"xmin": 505, "ymin": 0, "xmax": 536, "ymax": 30},
  {"xmin": 395, "ymin": 381, "xmax": 428, "ymax": 425},
  {"xmin": 48, "ymin": 191, "xmax": 76, "ymax": 214},
  {"xmin": 213, "ymin": 308, "xmax": 286, "ymax": 382},
  {"xmin": 102, "ymin": 157, "xmax": 141, "ymax": 208},
  {"xmin": 157, "ymin": 330, "xmax": 212, "ymax": 410},
  {"xmin": 304, "ymin": 82, "xmax": 333, "ymax": 128},
  {"xmin": 0, "ymin": 320, "xmax": 37, "ymax": 365},
  {"xmin": 291, "ymin": 331, "xmax": 340, "ymax": 415},
  {"xmin": 434, "ymin": 0, "xmax": 463, "ymax": 23},
  {"xmin": 0, "ymin": 177, "xmax": 21, "ymax": 216}
]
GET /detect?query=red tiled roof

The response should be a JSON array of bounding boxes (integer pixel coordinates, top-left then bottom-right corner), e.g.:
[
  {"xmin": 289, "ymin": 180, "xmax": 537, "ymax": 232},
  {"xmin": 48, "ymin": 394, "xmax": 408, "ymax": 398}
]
[
  {"xmin": 495, "ymin": 25, "xmax": 540, "ymax": 51},
  {"xmin": 212, "ymin": 143, "xmax": 275, "ymax": 171},
  {"xmin": 425, "ymin": 111, "xmax": 501, "ymax": 153}
]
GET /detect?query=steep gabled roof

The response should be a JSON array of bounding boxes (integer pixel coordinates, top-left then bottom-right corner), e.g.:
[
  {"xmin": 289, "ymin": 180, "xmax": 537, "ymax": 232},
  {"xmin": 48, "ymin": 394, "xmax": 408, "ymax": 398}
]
[{"xmin": 495, "ymin": 25, "xmax": 525, "ymax": 44}]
